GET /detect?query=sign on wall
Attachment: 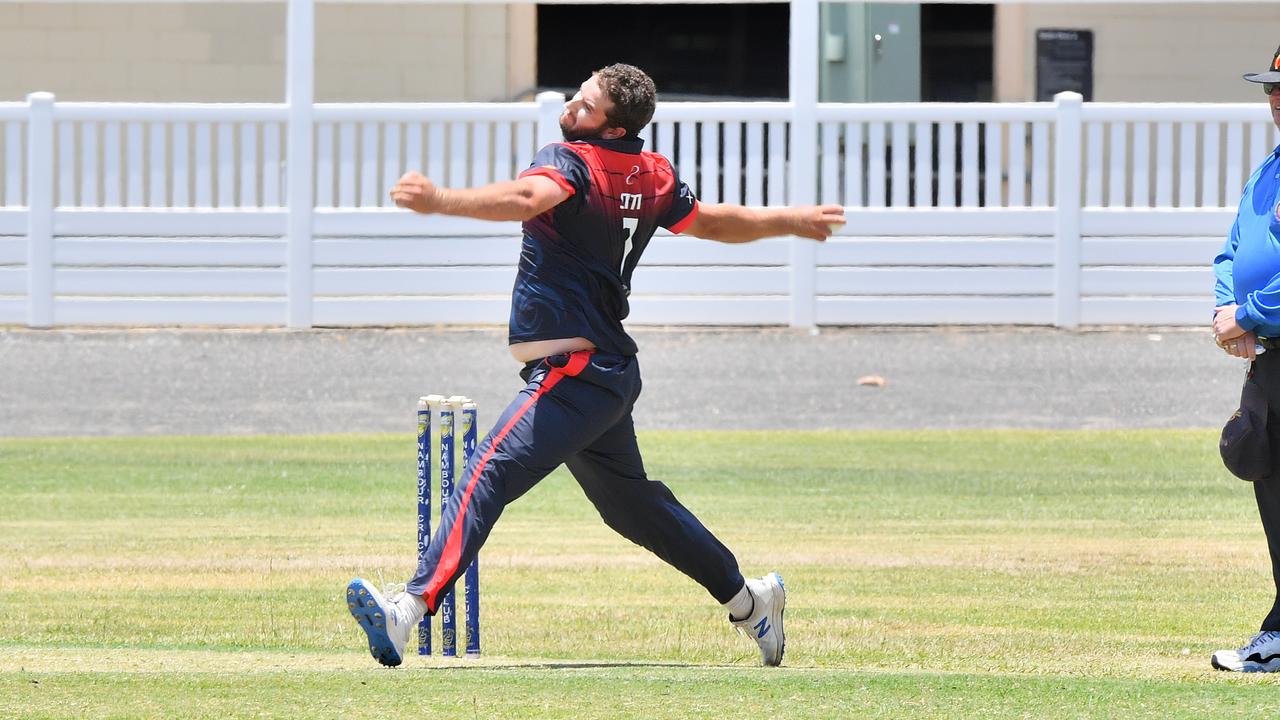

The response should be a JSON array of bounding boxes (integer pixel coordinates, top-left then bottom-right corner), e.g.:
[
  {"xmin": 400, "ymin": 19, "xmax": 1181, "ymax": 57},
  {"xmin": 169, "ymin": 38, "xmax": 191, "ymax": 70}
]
[{"xmin": 1036, "ymin": 29, "xmax": 1094, "ymax": 101}]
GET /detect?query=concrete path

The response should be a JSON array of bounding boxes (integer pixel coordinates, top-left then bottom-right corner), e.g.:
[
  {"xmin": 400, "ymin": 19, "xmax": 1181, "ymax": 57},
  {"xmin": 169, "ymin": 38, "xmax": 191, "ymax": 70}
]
[{"xmin": 0, "ymin": 326, "xmax": 1244, "ymax": 436}]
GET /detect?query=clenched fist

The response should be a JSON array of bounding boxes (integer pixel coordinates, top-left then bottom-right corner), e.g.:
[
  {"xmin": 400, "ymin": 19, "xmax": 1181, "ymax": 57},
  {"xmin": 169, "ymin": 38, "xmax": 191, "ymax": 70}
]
[
  {"xmin": 1214, "ymin": 304, "xmax": 1246, "ymax": 343},
  {"xmin": 390, "ymin": 171, "xmax": 441, "ymax": 214}
]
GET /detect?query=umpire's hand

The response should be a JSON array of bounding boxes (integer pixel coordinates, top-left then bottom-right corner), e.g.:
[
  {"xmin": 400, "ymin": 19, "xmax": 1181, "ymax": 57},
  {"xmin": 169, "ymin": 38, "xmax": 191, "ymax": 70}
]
[{"xmin": 1215, "ymin": 304, "xmax": 1257, "ymax": 359}]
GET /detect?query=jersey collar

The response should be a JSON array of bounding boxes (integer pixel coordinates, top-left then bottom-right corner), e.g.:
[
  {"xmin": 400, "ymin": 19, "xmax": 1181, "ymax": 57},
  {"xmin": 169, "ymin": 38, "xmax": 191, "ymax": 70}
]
[{"xmin": 572, "ymin": 137, "xmax": 645, "ymax": 155}]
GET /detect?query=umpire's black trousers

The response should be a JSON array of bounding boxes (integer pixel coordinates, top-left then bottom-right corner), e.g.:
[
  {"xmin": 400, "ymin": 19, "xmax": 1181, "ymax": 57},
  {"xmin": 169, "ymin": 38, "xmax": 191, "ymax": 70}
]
[{"xmin": 1248, "ymin": 350, "xmax": 1280, "ymax": 629}]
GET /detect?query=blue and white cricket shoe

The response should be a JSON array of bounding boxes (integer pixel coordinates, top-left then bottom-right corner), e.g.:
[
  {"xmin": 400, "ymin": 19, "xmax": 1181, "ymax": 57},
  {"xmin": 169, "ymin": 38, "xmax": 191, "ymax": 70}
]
[
  {"xmin": 1212, "ymin": 630, "xmax": 1280, "ymax": 672},
  {"xmin": 730, "ymin": 572, "xmax": 786, "ymax": 666},
  {"xmin": 346, "ymin": 578, "xmax": 414, "ymax": 667}
]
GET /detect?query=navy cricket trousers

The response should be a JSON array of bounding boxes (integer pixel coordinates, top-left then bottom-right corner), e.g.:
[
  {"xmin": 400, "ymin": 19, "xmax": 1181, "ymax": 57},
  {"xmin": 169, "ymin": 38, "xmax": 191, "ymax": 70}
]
[{"xmin": 406, "ymin": 349, "xmax": 746, "ymax": 611}]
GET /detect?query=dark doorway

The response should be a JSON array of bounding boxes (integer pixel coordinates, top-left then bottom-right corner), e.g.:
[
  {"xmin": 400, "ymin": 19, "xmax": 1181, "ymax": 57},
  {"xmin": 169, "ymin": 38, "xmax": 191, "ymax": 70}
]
[
  {"xmin": 921, "ymin": 4, "xmax": 994, "ymax": 101},
  {"xmin": 537, "ymin": 4, "xmax": 790, "ymax": 100}
]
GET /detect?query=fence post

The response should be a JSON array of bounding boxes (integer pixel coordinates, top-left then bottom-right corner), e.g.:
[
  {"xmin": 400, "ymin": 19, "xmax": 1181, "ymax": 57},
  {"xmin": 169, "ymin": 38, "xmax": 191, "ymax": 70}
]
[
  {"xmin": 285, "ymin": 0, "xmax": 314, "ymax": 329},
  {"xmin": 535, "ymin": 92, "xmax": 565, "ymax": 149},
  {"xmin": 788, "ymin": 0, "xmax": 820, "ymax": 329},
  {"xmin": 26, "ymin": 92, "xmax": 54, "ymax": 329},
  {"xmin": 1053, "ymin": 91, "xmax": 1083, "ymax": 329}
]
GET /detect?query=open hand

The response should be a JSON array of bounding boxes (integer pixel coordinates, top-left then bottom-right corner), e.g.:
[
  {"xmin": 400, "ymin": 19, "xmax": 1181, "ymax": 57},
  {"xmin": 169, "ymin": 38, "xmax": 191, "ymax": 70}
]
[
  {"xmin": 792, "ymin": 205, "xmax": 847, "ymax": 241},
  {"xmin": 390, "ymin": 171, "xmax": 440, "ymax": 214}
]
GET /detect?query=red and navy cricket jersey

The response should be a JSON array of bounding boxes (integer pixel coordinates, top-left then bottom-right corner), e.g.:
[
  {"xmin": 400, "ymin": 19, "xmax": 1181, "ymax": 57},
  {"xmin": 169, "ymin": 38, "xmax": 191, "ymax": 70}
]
[{"xmin": 513, "ymin": 137, "xmax": 699, "ymax": 356}]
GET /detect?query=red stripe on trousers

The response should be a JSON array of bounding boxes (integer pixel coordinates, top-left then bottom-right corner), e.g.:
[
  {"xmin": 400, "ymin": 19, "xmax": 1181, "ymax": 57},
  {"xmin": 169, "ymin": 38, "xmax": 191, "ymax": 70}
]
[{"xmin": 422, "ymin": 350, "xmax": 592, "ymax": 610}]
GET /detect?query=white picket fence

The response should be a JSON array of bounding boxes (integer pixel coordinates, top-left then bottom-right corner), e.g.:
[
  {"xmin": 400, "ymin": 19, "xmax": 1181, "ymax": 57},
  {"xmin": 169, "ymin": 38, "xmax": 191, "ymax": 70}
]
[{"xmin": 0, "ymin": 91, "xmax": 1272, "ymax": 328}]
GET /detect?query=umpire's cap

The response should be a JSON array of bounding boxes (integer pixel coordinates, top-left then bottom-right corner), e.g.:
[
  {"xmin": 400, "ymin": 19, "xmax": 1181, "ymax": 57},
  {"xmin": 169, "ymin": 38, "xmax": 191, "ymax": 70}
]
[
  {"xmin": 1244, "ymin": 44, "xmax": 1280, "ymax": 84},
  {"xmin": 1221, "ymin": 379, "xmax": 1272, "ymax": 482}
]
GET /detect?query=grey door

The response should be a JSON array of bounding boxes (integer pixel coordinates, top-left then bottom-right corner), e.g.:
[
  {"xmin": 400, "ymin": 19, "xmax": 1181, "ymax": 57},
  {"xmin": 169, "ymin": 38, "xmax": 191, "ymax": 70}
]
[
  {"xmin": 865, "ymin": 3, "xmax": 920, "ymax": 102},
  {"xmin": 820, "ymin": 2, "xmax": 921, "ymax": 103}
]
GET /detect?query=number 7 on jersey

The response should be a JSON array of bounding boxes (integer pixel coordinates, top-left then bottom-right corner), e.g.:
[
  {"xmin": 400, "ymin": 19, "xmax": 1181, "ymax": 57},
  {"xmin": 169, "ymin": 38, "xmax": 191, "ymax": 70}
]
[{"xmin": 619, "ymin": 191, "xmax": 643, "ymax": 275}]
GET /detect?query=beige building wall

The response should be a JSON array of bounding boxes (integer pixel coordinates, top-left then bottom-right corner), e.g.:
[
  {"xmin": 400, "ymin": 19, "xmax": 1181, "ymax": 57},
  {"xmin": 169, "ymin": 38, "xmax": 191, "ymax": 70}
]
[
  {"xmin": 0, "ymin": 2, "xmax": 537, "ymax": 102},
  {"xmin": 996, "ymin": 2, "xmax": 1280, "ymax": 103}
]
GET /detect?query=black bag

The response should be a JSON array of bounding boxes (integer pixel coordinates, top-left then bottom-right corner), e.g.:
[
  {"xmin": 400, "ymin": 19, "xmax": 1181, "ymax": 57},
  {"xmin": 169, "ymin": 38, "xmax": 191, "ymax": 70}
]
[{"xmin": 1221, "ymin": 378, "xmax": 1272, "ymax": 482}]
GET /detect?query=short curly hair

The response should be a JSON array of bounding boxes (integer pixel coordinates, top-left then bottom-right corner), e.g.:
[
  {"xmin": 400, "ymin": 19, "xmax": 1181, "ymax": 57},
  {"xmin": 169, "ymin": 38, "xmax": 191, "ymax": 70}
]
[{"xmin": 594, "ymin": 64, "xmax": 657, "ymax": 138}]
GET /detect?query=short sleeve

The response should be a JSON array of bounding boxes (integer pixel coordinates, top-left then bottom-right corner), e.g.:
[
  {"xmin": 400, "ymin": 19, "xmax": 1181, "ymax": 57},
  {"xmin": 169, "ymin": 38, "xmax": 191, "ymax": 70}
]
[
  {"xmin": 660, "ymin": 178, "xmax": 699, "ymax": 235},
  {"xmin": 519, "ymin": 144, "xmax": 589, "ymax": 202}
]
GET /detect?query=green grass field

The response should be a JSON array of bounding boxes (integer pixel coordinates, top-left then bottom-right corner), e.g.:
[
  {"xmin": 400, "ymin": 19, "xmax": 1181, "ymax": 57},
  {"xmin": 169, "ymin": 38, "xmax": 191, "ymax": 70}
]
[{"xmin": 2, "ymin": 430, "xmax": 1279, "ymax": 718}]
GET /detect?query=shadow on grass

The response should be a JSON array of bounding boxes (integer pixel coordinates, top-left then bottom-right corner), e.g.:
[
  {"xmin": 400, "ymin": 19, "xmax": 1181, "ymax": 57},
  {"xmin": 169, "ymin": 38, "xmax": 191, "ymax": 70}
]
[{"xmin": 412, "ymin": 661, "xmax": 726, "ymax": 671}]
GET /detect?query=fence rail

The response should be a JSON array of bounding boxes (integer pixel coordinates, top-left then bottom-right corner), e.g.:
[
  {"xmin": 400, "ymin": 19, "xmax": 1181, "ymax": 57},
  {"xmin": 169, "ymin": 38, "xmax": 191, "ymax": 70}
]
[{"xmin": 0, "ymin": 91, "xmax": 1259, "ymax": 329}]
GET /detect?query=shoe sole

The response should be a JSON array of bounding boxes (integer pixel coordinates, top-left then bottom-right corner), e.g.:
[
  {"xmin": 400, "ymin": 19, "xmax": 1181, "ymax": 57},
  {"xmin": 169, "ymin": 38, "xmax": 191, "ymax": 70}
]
[
  {"xmin": 346, "ymin": 579, "xmax": 403, "ymax": 667},
  {"xmin": 767, "ymin": 572, "xmax": 786, "ymax": 667},
  {"xmin": 1211, "ymin": 655, "xmax": 1280, "ymax": 673}
]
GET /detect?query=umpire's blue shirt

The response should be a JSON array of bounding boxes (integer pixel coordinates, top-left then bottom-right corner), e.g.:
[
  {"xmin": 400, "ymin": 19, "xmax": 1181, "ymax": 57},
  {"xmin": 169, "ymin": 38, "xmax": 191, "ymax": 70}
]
[{"xmin": 1216, "ymin": 146, "xmax": 1280, "ymax": 337}]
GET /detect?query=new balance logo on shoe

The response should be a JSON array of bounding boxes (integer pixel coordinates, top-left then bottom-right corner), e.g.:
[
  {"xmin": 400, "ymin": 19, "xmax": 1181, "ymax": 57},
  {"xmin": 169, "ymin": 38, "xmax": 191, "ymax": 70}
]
[{"xmin": 729, "ymin": 573, "xmax": 786, "ymax": 666}]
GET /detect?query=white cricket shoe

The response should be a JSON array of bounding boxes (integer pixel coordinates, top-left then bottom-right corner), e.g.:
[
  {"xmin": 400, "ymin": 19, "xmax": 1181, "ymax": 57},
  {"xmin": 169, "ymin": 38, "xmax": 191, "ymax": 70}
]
[
  {"xmin": 730, "ymin": 572, "xmax": 786, "ymax": 667},
  {"xmin": 346, "ymin": 578, "xmax": 417, "ymax": 667},
  {"xmin": 1212, "ymin": 631, "xmax": 1280, "ymax": 672}
]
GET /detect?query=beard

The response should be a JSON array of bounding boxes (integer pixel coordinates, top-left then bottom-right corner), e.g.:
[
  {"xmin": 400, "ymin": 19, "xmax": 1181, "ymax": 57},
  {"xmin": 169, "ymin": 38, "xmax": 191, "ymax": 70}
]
[{"xmin": 560, "ymin": 116, "xmax": 609, "ymax": 142}]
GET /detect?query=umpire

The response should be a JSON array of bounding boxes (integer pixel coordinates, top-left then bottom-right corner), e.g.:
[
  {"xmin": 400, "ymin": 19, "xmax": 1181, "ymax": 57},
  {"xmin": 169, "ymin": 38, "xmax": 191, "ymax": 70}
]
[{"xmin": 1211, "ymin": 43, "xmax": 1280, "ymax": 673}]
